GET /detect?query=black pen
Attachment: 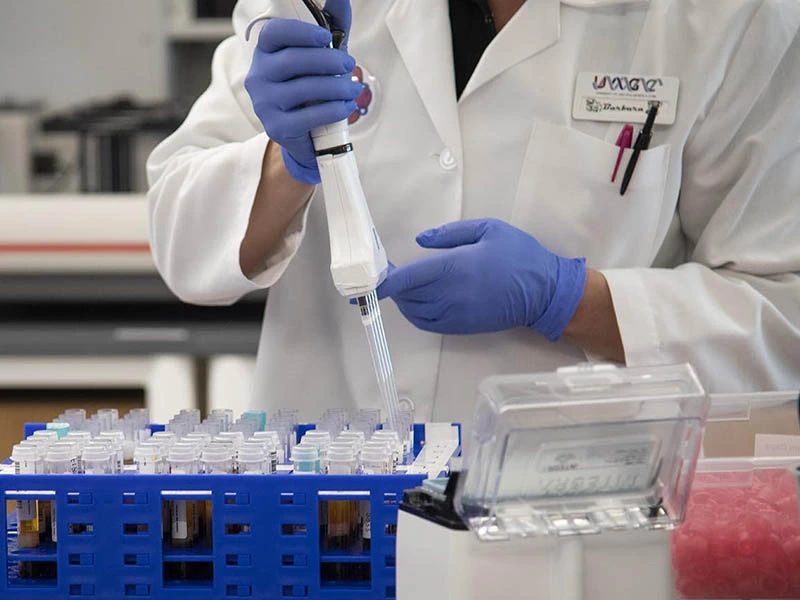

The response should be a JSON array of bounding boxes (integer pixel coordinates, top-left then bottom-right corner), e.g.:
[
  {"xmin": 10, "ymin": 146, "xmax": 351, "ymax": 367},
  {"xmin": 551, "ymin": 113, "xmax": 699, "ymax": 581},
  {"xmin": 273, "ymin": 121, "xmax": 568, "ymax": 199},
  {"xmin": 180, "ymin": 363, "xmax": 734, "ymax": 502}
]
[{"xmin": 620, "ymin": 102, "xmax": 660, "ymax": 196}]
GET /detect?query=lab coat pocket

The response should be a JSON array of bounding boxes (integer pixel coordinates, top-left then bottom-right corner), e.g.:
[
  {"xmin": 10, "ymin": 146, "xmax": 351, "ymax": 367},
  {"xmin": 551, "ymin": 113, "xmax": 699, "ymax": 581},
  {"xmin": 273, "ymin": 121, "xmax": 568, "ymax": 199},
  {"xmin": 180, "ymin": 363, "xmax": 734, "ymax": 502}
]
[{"xmin": 510, "ymin": 121, "xmax": 670, "ymax": 268}]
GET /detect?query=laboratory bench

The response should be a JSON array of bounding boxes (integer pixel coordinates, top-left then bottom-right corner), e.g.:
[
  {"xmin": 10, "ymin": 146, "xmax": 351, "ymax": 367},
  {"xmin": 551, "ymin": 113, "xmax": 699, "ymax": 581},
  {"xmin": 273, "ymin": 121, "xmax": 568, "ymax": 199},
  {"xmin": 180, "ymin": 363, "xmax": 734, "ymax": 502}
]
[{"xmin": 1, "ymin": 194, "xmax": 264, "ymax": 449}]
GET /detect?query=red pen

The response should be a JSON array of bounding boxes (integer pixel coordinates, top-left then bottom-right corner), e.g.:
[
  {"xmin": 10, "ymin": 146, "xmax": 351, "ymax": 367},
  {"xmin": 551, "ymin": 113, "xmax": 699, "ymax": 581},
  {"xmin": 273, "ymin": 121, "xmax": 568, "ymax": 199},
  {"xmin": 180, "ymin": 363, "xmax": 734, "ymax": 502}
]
[{"xmin": 611, "ymin": 124, "xmax": 634, "ymax": 183}]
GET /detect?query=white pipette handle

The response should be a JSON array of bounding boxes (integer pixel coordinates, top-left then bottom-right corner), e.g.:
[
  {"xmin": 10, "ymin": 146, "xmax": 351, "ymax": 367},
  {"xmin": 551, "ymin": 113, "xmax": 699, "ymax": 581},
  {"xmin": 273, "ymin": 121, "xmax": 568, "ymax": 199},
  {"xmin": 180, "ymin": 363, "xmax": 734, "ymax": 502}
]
[{"xmin": 312, "ymin": 120, "xmax": 388, "ymax": 298}]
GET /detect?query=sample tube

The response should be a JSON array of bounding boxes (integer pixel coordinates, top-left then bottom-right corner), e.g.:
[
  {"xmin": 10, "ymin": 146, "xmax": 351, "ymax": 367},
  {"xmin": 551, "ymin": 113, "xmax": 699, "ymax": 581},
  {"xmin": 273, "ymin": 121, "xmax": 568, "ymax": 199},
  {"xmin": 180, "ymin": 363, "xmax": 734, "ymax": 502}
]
[
  {"xmin": 256, "ymin": 431, "xmax": 285, "ymax": 464},
  {"xmin": 337, "ymin": 431, "xmax": 366, "ymax": 451},
  {"xmin": 11, "ymin": 445, "xmax": 40, "ymax": 550},
  {"xmin": 151, "ymin": 431, "xmax": 177, "ymax": 456},
  {"xmin": 166, "ymin": 417, "xmax": 191, "ymax": 438},
  {"xmin": 46, "ymin": 422, "xmax": 70, "ymax": 439},
  {"xmin": 252, "ymin": 433, "xmax": 280, "ymax": 470},
  {"xmin": 327, "ymin": 446, "xmax": 357, "ymax": 475},
  {"xmin": 184, "ymin": 431, "xmax": 212, "ymax": 449},
  {"xmin": 95, "ymin": 408, "xmax": 119, "ymax": 432},
  {"xmin": 301, "ymin": 431, "xmax": 332, "ymax": 471},
  {"xmin": 349, "ymin": 418, "xmax": 378, "ymax": 440},
  {"xmin": 127, "ymin": 407, "xmax": 150, "ymax": 425},
  {"xmin": 44, "ymin": 442, "xmax": 77, "ymax": 544},
  {"xmin": 60, "ymin": 408, "xmax": 87, "ymax": 431},
  {"xmin": 84, "ymin": 417, "xmax": 102, "ymax": 438},
  {"xmin": 210, "ymin": 408, "xmax": 234, "ymax": 432},
  {"xmin": 180, "ymin": 436, "xmax": 207, "ymax": 460},
  {"xmin": 292, "ymin": 444, "xmax": 321, "ymax": 474},
  {"xmin": 198, "ymin": 415, "xmax": 225, "ymax": 436},
  {"xmin": 270, "ymin": 419, "xmax": 296, "ymax": 461},
  {"xmin": 397, "ymin": 409, "xmax": 415, "ymax": 456},
  {"xmin": 359, "ymin": 445, "xmax": 390, "ymax": 553},
  {"xmin": 122, "ymin": 411, "xmax": 151, "ymax": 459},
  {"xmin": 179, "ymin": 408, "xmax": 202, "ymax": 426},
  {"xmin": 361, "ymin": 445, "xmax": 392, "ymax": 475},
  {"xmin": 97, "ymin": 431, "xmax": 125, "ymax": 473},
  {"xmin": 63, "ymin": 431, "xmax": 92, "ymax": 448},
  {"xmin": 237, "ymin": 444, "xmax": 270, "ymax": 475},
  {"xmin": 243, "ymin": 410, "xmax": 267, "ymax": 431},
  {"xmin": 215, "ymin": 431, "xmax": 245, "ymax": 450},
  {"xmin": 200, "ymin": 444, "xmax": 234, "ymax": 474},
  {"xmin": 167, "ymin": 445, "xmax": 199, "ymax": 475},
  {"xmin": 371, "ymin": 430, "xmax": 403, "ymax": 465},
  {"xmin": 166, "ymin": 446, "xmax": 200, "ymax": 547},
  {"xmin": 133, "ymin": 441, "xmax": 162, "ymax": 474},
  {"xmin": 81, "ymin": 445, "xmax": 114, "ymax": 474},
  {"xmin": 45, "ymin": 442, "xmax": 78, "ymax": 475},
  {"xmin": 17, "ymin": 440, "xmax": 46, "ymax": 474},
  {"xmin": 325, "ymin": 447, "xmax": 356, "ymax": 552},
  {"xmin": 30, "ymin": 430, "xmax": 60, "ymax": 448}
]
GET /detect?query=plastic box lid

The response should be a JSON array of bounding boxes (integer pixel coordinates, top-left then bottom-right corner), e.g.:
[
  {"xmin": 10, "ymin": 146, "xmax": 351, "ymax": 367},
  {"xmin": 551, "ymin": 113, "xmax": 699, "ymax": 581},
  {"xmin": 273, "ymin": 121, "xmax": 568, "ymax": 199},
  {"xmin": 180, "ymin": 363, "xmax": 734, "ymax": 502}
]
[{"xmin": 454, "ymin": 363, "xmax": 710, "ymax": 541}]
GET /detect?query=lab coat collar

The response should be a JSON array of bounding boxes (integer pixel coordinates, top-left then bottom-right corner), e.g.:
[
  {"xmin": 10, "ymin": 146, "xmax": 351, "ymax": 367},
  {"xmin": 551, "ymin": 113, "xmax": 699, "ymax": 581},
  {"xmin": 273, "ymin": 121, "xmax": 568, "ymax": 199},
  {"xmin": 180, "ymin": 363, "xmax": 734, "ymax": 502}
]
[
  {"xmin": 385, "ymin": 1, "xmax": 463, "ymax": 167},
  {"xmin": 459, "ymin": 0, "xmax": 561, "ymax": 101},
  {"xmin": 459, "ymin": 0, "xmax": 649, "ymax": 101},
  {"xmin": 385, "ymin": 0, "xmax": 650, "ymax": 151}
]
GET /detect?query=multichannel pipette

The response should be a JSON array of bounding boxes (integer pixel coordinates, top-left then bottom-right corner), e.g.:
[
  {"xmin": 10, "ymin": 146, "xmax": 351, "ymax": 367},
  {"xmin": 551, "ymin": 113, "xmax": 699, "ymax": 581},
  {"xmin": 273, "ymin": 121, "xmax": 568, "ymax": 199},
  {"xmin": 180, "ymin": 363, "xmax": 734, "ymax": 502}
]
[
  {"xmin": 244, "ymin": 1, "xmax": 402, "ymax": 432},
  {"xmin": 302, "ymin": 0, "xmax": 401, "ymax": 432}
]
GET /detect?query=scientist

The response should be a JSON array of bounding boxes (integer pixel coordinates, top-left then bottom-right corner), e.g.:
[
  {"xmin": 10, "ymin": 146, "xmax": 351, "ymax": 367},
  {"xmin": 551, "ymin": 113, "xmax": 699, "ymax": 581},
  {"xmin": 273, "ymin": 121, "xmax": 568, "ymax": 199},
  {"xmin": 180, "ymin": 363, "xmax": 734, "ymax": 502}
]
[{"xmin": 148, "ymin": 0, "xmax": 800, "ymax": 424}]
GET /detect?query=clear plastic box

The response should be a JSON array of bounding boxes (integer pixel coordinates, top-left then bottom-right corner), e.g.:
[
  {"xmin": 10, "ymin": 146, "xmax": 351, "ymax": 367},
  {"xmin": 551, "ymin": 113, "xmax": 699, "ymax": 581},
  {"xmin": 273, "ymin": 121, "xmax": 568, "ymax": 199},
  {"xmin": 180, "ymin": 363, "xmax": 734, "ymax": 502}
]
[
  {"xmin": 672, "ymin": 391, "xmax": 800, "ymax": 599},
  {"xmin": 454, "ymin": 363, "xmax": 710, "ymax": 541}
]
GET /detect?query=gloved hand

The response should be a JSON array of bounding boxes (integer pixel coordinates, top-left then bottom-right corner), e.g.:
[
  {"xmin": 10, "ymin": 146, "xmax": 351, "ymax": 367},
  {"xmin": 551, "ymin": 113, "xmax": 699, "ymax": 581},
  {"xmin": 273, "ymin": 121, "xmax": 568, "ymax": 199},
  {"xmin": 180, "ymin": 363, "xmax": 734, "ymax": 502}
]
[
  {"xmin": 377, "ymin": 219, "xmax": 587, "ymax": 340},
  {"xmin": 245, "ymin": 0, "xmax": 361, "ymax": 184}
]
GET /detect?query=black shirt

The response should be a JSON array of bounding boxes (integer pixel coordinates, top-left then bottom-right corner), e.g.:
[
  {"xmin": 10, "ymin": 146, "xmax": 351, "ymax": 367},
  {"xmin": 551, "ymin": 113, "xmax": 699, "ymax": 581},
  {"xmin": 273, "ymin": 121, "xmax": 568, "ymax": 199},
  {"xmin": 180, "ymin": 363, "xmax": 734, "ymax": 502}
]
[{"xmin": 449, "ymin": 0, "xmax": 497, "ymax": 99}]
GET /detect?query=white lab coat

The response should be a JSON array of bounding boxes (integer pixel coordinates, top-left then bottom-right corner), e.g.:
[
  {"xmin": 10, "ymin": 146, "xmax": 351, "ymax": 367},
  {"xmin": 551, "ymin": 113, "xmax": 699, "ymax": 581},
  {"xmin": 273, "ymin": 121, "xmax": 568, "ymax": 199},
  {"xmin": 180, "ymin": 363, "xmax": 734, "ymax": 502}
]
[{"xmin": 148, "ymin": 0, "xmax": 800, "ymax": 427}]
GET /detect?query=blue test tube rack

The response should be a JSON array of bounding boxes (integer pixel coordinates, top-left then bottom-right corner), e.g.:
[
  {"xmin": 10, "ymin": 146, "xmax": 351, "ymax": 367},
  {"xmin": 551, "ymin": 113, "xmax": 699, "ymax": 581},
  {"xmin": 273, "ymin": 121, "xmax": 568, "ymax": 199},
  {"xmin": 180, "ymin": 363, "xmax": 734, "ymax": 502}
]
[{"xmin": 1, "ymin": 423, "xmax": 458, "ymax": 600}]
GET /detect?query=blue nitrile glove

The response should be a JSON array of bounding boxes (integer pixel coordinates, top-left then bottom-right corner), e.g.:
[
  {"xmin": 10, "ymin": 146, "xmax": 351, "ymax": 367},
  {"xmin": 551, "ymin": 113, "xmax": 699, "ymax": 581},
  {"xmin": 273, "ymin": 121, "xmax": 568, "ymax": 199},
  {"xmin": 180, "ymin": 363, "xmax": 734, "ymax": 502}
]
[
  {"xmin": 245, "ymin": 0, "xmax": 360, "ymax": 184},
  {"xmin": 376, "ymin": 219, "xmax": 587, "ymax": 340}
]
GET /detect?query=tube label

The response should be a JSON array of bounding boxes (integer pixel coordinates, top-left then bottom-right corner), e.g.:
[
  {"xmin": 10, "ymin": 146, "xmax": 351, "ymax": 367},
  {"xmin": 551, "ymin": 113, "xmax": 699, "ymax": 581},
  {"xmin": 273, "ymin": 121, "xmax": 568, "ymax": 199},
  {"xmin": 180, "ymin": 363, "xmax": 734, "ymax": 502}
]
[
  {"xmin": 171, "ymin": 502, "xmax": 189, "ymax": 540},
  {"xmin": 17, "ymin": 501, "xmax": 39, "ymax": 533}
]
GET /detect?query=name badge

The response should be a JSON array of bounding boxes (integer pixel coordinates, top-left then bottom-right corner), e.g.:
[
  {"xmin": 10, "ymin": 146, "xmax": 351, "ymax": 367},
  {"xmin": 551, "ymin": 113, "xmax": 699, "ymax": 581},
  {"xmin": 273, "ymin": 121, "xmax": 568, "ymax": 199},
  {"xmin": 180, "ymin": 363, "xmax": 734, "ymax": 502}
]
[{"xmin": 573, "ymin": 73, "xmax": 680, "ymax": 125}]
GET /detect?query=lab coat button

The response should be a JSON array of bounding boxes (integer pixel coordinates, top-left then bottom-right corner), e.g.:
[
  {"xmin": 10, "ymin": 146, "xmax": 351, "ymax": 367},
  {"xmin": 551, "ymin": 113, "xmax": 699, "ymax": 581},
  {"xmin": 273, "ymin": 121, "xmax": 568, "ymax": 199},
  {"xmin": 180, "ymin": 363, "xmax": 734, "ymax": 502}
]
[{"xmin": 439, "ymin": 149, "xmax": 457, "ymax": 170}]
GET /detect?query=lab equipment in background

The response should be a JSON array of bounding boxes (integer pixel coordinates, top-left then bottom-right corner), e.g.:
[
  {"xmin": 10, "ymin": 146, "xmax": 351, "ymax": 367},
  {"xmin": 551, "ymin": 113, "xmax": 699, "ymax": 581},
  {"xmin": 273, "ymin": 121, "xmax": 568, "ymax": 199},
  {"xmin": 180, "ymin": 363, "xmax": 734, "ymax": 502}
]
[
  {"xmin": 41, "ymin": 97, "xmax": 185, "ymax": 193},
  {"xmin": 194, "ymin": 0, "xmax": 237, "ymax": 18},
  {"xmin": 398, "ymin": 363, "xmax": 710, "ymax": 600},
  {"xmin": 0, "ymin": 101, "xmax": 40, "ymax": 193}
]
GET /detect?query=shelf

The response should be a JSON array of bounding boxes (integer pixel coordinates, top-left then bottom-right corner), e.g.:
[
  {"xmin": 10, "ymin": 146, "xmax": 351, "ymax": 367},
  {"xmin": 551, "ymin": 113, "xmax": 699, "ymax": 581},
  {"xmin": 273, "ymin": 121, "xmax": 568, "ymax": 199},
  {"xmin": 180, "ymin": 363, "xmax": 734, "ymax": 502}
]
[
  {"xmin": 7, "ymin": 539, "xmax": 57, "ymax": 562},
  {"xmin": 319, "ymin": 551, "xmax": 371, "ymax": 564},
  {"xmin": 162, "ymin": 546, "xmax": 213, "ymax": 561},
  {"xmin": 168, "ymin": 19, "xmax": 233, "ymax": 42}
]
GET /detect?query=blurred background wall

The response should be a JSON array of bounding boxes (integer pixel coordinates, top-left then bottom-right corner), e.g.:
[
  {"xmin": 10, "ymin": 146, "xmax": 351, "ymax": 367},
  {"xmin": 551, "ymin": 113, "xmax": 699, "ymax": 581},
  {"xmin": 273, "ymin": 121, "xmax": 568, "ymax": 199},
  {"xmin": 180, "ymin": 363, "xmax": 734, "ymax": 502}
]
[
  {"xmin": 0, "ymin": 1, "xmax": 169, "ymax": 110},
  {"xmin": 0, "ymin": 0, "xmax": 260, "ymax": 460}
]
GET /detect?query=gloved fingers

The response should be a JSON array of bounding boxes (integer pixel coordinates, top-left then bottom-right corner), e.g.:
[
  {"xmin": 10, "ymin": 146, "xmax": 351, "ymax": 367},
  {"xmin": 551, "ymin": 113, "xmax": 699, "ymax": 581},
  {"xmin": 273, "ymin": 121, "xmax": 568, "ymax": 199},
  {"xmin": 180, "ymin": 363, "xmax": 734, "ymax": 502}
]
[
  {"xmin": 416, "ymin": 219, "xmax": 490, "ymax": 249},
  {"xmin": 394, "ymin": 297, "xmax": 446, "ymax": 322},
  {"xmin": 323, "ymin": 0, "xmax": 353, "ymax": 43},
  {"xmin": 280, "ymin": 147, "xmax": 321, "ymax": 183},
  {"xmin": 375, "ymin": 255, "xmax": 449, "ymax": 299},
  {"xmin": 400, "ymin": 312, "xmax": 450, "ymax": 335},
  {"xmin": 260, "ymin": 47, "xmax": 355, "ymax": 82},
  {"xmin": 277, "ymin": 100, "xmax": 358, "ymax": 138},
  {"xmin": 258, "ymin": 18, "xmax": 332, "ymax": 53},
  {"xmin": 272, "ymin": 76, "xmax": 363, "ymax": 111},
  {"xmin": 394, "ymin": 300, "xmax": 440, "ymax": 326}
]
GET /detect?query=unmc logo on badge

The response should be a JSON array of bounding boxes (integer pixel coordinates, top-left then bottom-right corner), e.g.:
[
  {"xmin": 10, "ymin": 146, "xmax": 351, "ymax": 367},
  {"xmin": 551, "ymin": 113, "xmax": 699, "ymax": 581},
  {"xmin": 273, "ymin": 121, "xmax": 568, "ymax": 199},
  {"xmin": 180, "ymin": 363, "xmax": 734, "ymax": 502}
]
[{"xmin": 593, "ymin": 75, "xmax": 664, "ymax": 93}]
